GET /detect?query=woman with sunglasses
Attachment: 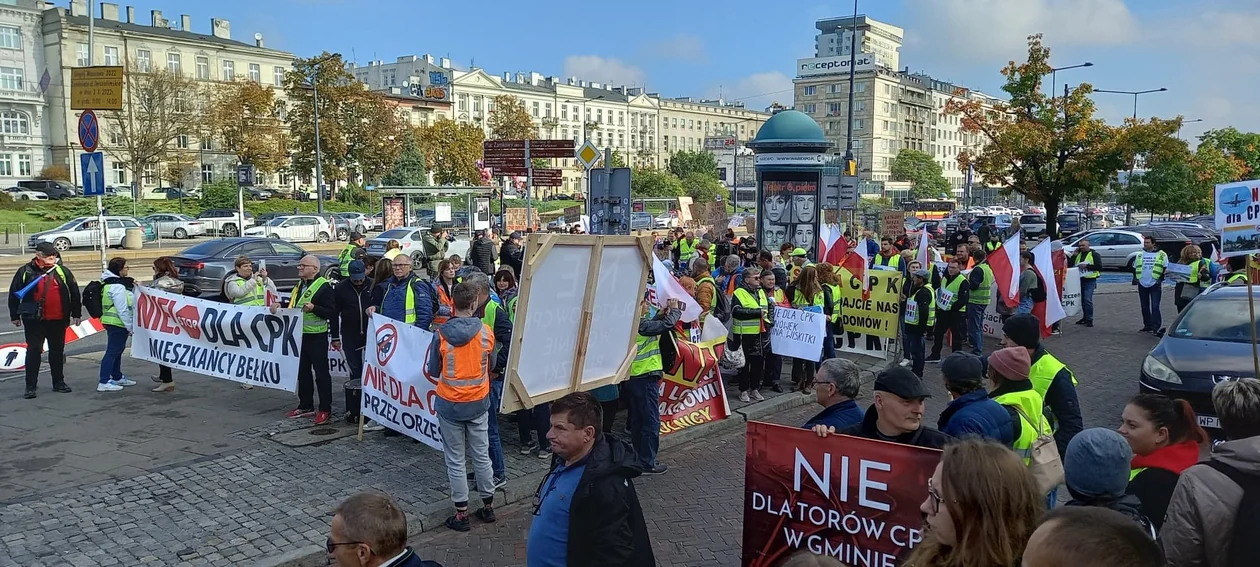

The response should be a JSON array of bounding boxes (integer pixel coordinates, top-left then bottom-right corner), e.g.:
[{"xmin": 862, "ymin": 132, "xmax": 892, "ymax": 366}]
[{"xmin": 908, "ymin": 439, "xmax": 1043, "ymax": 567}]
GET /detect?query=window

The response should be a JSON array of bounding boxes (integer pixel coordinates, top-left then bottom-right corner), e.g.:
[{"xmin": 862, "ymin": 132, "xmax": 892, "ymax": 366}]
[
  {"xmin": 201, "ymin": 164, "xmax": 213, "ymax": 183},
  {"xmin": 76, "ymin": 43, "xmax": 88, "ymax": 66},
  {"xmin": 274, "ymin": 66, "xmax": 285, "ymax": 86},
  {"xmin": 137, "ymin": 49, "xmax": 151, "ymax": 72},
  {"xmin": 221, "ymin": 60, "xmax": 234, "ymax": 80},
  {"xmin": 200, "ymin": 136, "xmax": 213, "ymax": 151},
  {"xmin": 248, "ymin": 63, "xmax": 260, "ymax": 82},
  {"xmin": 0, "ymin": 67, "xmax": 20, "ymax": 90},
  {"xmin": 803, "ymin": 85, "xmax": 816, "ymax": 96},
  {"xmin": 828, "ymin": 102, "xmax": 841, "ymax": 115},
  {"xmin": 143, "ymin": 163, "xmax": 157, "ymax": 185},
  {"xmin": 855, "ymin": 119, "xmax": 864, "ymax": 130},
  {"xmin": 109, "ymin": 129, "xmax": 122, "ymax": 145},
  {"xmin": 855, "ymin": 82, "xmax": 866, "ymax": 93},
  {"xmin": 545, "ymin": 103, "xmax": 552, "ymax": 118},
  {"xmin": 0, "ymin": 111, "xmax": 26, "ymax": 134},
  {"xmin": 857, "ymin": 101, "xmax": 866, "ymax": 111},
  {"xmin": 176, "ymin": 134, "xmax": 189, "ymax": 149},
  {"xmin": 195, "ymin": 56, "xmax": 209, "ymax": 80},
  {"xmin": 828, "ymin": 83, "xmax": 840, "ymax": 94},
  {"xmin": 16, "ymin": 153, "xmax": 29, "ymax": 176},
  {"xmin": 0, "ymin": 26, "xmax": 18, "ymax": 50},
  {"xmin": 167, "ymin": 52, "xmax": 181, "ymax": 74},
  {"xmin": 803, "ymin": 103, "xmax": 817, "ymax": 114},
  {"xmin": 113, "ymin": 162, "xmax": 126, "ymax": 184},
  {"xmin": 0, "ymin": 154, "xmax": 11, "ymax": 176},
  {"xmin": 561, "ymin": 105, "xmax": 567, "ymax": 120},
  {"xmin": 531, "ymin": 102, "xmax": 538, "ymax": 117}
]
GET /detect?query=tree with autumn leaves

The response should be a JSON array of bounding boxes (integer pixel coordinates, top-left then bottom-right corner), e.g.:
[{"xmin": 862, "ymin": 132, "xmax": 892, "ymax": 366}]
[{"xmin": 205, "ymin": 80, "xmax": 287, "ymax": 175}]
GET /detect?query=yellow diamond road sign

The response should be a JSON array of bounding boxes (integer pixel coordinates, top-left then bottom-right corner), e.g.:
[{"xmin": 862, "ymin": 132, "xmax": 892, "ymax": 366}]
[{"xmin": 576, "ymin": 141, "xmax": 601, "ymax": 170}]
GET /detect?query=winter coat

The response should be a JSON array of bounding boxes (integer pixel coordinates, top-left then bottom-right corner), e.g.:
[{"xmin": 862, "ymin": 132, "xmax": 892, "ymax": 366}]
[
  {"xmin": 374, "ymin": 273, "xmax": 438, "ymax": 330},
  {"xmin": 1127, "ymin": 440, "xmax": 1201, "ymax": 533},
  {"xmin": 838, "ymin": 404, "xmax": 951, "ymax": 449},
  {"xmin": 333, "ymin": 278, "xmax": 373, "ymax": 342},
  {"xmin": 730, "ymin": 282, "xmax": 771, "ymax": 357},
  {"xmin": 293, "ymin": 277, "xmax": 340, "ymax": 337},
  {"xmin": 420, "ymin": 232, "xmax": 448, "ymax": 277},
  {"xmin": 1160, "ymin": 437, "xmax": 1260, "ymax": 567},
  {"xmin": 468, "ymin": 237, "xmax": 497, "ymax": 275},
  {"xmin": 149, "ymin": 274, "xmax": 184, "ymax": 295},
  {"xmin": 427, "ymin": 316, "xmax": 492, "ymax": 421},
  {"xmin": 498, "ymin": 239, "xmax": 524, "ymax": 278},
  {"xmin": 100, "ymin": 269, "xmax": 136, "ymax": 332},
  {"xmin": 385, "ymin": 547, "xmax": 443, "ymax": 567},
  {"xmin": 937, "ymin": 389, "xmax": 1015, "ymax": 445},
  {"xmin": 8, "ymin": 259, "xmax": 81, "ymax": 321},
  {"xmin": 803, "ymin": 400, "xmax": 864, "ymax": 432},
  {"xmin": 1065, "ymin": 492, "xmax": 1155, "ymax": 539},
  {"xmin": 562, "ymin": 433, "xmax": 655, "ymax": 567}
]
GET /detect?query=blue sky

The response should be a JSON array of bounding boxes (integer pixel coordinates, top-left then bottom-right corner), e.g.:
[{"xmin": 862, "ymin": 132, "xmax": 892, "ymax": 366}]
[{"xmin": 134, "ymin": 0, "xmax": 1258, "ymax": 142}]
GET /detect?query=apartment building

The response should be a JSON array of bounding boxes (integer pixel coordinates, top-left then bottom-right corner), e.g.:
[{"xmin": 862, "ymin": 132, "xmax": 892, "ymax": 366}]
[
  {"xmin": 43, "ymin": 1, "xmax": 295, "ymax": 195},
  {"xmin": 0, "ymin": 0, "xmax": 50, "ymax": 188}
]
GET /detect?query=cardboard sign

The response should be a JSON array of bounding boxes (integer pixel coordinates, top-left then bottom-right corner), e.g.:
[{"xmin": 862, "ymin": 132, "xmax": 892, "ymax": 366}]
[
  {"xmin": 769, "ymin": 306, "xmax": 827, "ymax": 361},
  {"xmin": 360, "ymin": 314, "xmax": 443, "ymax": 450},
  {"xmin": 836, "ymin": 268, "xmax": 904, "ymax": 339},
  {"xmin": 882, "ymin": 211, "xmax": 905, "ymax": 238}
]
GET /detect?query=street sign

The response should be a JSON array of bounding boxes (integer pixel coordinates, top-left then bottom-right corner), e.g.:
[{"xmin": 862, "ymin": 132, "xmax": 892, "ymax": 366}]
[
  {"xmin": 482, "ymin": 156, "xmax": 527, "ymax": 167},
  {"xmin": 236, "ymin": 164, "xmax": 256, "ymax": 186},
  {"xmin": 490, "ymin": 167, "xmax": 530, "ymax": 176},
  {"xmin": 365, "ymin": 185, "xmax": 376, "ymax": 191},
  {"xmin": 576, "ymin": 140, "xmax": 601, "ymax": 170},
  {"xmin": 77, "ymin": 109, "xmax": 99, "ymax": 152},
  {"xmin": 483, "ymin": 140, "xmax": 526, "ymax": 152},
  {"xmin": 80, "ymin": 152, "xmax": 105, "ymax": 196},
  {"xmin": 589, "ymin": 167, "xmax": 632, "ymax": 235},
  {"xmin": 529, "ymin": 139, "xmax": 576, "ymax": 158},
  {"xmin": 839, "ymin": 175, "xmax": 859, "ymax": 210},
  {"xmin": 70, "ymin": 66, "xmax": 124, "ymax": 110},
  {"xmin": 531, "ymin": 168, "xmax": 563, "ymax": 186}
]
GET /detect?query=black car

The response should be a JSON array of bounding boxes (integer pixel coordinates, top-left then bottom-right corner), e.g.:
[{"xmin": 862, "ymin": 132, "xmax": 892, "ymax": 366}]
[
  {"xmin": 167, "ymin": 238, "xmax": 339, "ymax": 299},
  {"xmin": 17, "ymin": 179, "xmax": 76, "ymax": 199},
  {"xmin": 1140, "ymin": 284, "xmax": 1257, "ymax": 436}
]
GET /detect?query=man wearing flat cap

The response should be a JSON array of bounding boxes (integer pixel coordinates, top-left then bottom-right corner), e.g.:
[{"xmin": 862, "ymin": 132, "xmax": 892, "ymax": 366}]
[{"xmin": 832, "ymin": 367, "xmax": 951, "ymax": 449}]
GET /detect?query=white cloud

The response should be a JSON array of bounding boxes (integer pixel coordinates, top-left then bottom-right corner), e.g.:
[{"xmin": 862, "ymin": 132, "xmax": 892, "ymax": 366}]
[
  {"xmin": 641, "ymin": 34, "xmax": 706, "ymax": 62},
  {"xmin": 562, "ymin": 55, "xmax": 647, "ymax": 86},
  {"xmin": 901, "ymin": 0, "xmax": 1138, "ymax": 62},
  {"xmin": 711, "ymin": 71, "xmax": 794, "ymax": 112}
]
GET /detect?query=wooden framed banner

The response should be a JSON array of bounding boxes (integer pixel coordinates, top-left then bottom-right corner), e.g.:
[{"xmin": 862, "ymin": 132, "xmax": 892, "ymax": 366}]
[{"xmin": 501, "ymin": 233, "xmax": 653, "ymax": 412}]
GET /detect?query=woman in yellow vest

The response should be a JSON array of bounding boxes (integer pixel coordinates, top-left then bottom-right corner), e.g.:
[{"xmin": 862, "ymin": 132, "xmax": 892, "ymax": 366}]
[
  {"xmin": 815, "ymin": 262, "xmax": 842, "ymax": 363},
  {"xmin": 732, "ymin": 267, "xmax": 771, "ymax": 402},
  {"xmin": 98, "ymin": 257, "xmax": 137, "ymax": 393},
  {"xmin": 1174, "ymin": 244, "xmax": 1211, "ymax": 313},
  {"xmin": 1118, "ymin": 394, "xmax": 1209, "ymax": 533},
  {"xmin": 788, "ymin": 266, "xmax": 825, "ymax": 393},
  {"xmin": 985, "ymin": 346, "xmax": 1052, "ymax": 456}
]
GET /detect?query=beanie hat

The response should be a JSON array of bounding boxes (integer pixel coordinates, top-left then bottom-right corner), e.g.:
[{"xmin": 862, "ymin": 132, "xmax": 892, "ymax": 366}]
[
  {"xmin": 988, "ymin": 347, "xmax": 1031, "ymax": 381},
  {"xmin": 1064, "ymin": 428, "xmax": 1133, "ymax": 499},
  {"xmin": 1003, "ymin": 314, "xmax": 1041, "ymax": 348}
]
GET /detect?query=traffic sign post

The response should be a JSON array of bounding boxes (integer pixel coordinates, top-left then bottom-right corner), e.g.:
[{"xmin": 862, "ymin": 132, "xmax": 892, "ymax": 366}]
[
  {"xmin": 77, "ymin": 110, "xmax": 99, "ymax": 153},
  {"xmin": 80, "ymin": 150, "xmax": 106, "ymax": 268}
]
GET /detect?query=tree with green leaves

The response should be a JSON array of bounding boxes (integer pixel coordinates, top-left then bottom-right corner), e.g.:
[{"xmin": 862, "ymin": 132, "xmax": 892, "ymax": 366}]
[
  {"xmin": 1121, "ymin": 122, "xmax": 1247, "ymax": 215},
  {"xmin": 487, "ymin": 95, "xmax": 536, "ymax": 141},
  {"xmin": 631, "ymin": 166, "xmax": 684, "ymax": 198},
  {"xmin": 681, "ymin": 173, "xmax": 726, "ymax": 203},
  {"xmin": 667, "ymin": 150, "xmax": 718, "ymax": 180},
  {"xmin": 381, "ymin": 130, "xmax": 427, "ymax": 186},
  {"xmin": 890, "ymin": 148, "xmax": 953, "ymax": 199},
  {"xmin": 1197, "ymin": 127, "xmax": 1259, "ymax": 179},
  {"xmin": 946, "ymin": 35, "xmax": 1128, "ymax": 236},
  {"xmin": 416, "ymin": 119, "xmax": 485, "ymax": 185}
]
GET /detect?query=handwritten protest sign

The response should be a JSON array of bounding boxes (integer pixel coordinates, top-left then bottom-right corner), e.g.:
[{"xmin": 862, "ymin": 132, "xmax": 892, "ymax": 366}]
[
  {"xmin": 770, "ymin": 306, "xmax": 826, "ymax": 361},
  {"xmin": 743, "ymin": 422, "xmax": 941, "ymax": 567},
  {"xmin": 361, "ymin": 314, "xmax": 443, "ymax": 450},
  {"xmin": 132, "ymin": 287, "xmax": 303, "ymax": 391},
  {"xmin": 659, "ymin": 369, "xmax": 730, "ymax": 436},
  {"xmin": 836, "ymin": 268, "xmax": 903, "ymax": 339}
]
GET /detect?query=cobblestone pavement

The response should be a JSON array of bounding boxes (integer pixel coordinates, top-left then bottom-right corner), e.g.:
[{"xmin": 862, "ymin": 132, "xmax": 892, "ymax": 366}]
[{"xmin": 0, "ymin": 286, "xmax": 1166, "ymax": 566}]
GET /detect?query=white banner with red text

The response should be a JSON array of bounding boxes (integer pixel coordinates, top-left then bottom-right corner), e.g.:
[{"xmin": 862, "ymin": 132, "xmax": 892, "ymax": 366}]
[{"xmin": 361, "ymin": 314, "xmax": 443, "ymax": 451}]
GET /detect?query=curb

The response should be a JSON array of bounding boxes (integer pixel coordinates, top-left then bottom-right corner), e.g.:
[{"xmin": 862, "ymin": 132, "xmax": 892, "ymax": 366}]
[{"xmin": 251, "ymin": 390, "xmax": 813, "ymax": 567}]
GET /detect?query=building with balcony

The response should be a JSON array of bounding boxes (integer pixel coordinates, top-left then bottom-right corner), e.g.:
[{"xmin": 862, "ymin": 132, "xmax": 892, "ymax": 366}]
[
  {"xmin": 42, "ymin": 1, "xmax": 295, "ymax": 197},
  {"xmin": 0, "ymin": 0, "xmax": 52, "ymax": 188}
]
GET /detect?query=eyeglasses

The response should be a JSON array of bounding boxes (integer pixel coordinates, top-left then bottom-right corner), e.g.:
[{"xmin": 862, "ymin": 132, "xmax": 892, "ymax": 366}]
[
  {"xmin": 326, "ymin": 537, "xmax": 366, "ymax": 554},
  {"xmin": 298, "ymin": 264, "xmax": 318, "ymax": 270},
  {"xmin": 927, "ymin": 477, "xmax": 946, "ymax": 515},
  {"xmin": 393, "ymin": 263, "xmax": 412, "ymax": 269},
  {"xmin": 809, "ymin": 380, "xmax": 833, "ymax": 388}
]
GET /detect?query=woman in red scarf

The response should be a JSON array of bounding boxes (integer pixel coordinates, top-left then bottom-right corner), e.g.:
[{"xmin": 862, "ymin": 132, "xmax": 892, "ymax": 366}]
[{"xmin": 1119, "ymin": 393, "xmax": 1209, "ymax": 533}]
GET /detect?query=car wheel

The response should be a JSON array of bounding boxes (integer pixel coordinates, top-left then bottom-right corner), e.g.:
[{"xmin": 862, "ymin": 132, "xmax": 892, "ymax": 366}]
[
  {"xmin": 317, "ymin": 231, "xmax": 330, "ymax": 243},
  {"xmin": 1126, "ymin": 257, "xmax": 1135, "ymax": 273},
  {"xmin": 173, "ymin": 228, "xmax": 188, "ymax": 239},
  {"xmin": 269, "ymin": 233, "xmax": 281, "ymax": 239},
  {"xmin": 337, "ymin": 228, "xmax": 349, "ymax": 241},
  {"xmin": 224, "ymin": 224, "xmax": 239, "ymax": 237},
  {"xmin": 323, "ymin": 266, "xmax": 341, "ymax": 285},
  {"xmin": 53, "ymin": 237, "xmax": 71, "ymax": 251},
  {"xmin": 18, "ymin": 195, "xmax": 28, "ymax": 200}
]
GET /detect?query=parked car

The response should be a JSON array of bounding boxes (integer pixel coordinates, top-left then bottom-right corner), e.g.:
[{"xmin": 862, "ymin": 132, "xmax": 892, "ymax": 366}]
[
  {"xmin": 17, "ymin": 180, "xmax": 75, "ymax": 199},
  {"xmin": 1057, "ymin": 213, "xmax": 1084, "ymax": 237},
  {"xmin": 970, "ymin": 214, "xmax": 1012, "ymax": 237},
  {"xmin": 142, "ymin": 213, "xmax": 206, "ymax": 239},
  {"xmin": 243, "ymin": 187, "xmax": 273, "ymax": 201},
  {"xmin": 653, "ymin": 211, "xmax": 680, "ymax": 229},
  {"xmin": 243, "ymin": 215, "xmax": 334, "ymax": 243},
  {"xmin": 151, "ymin": 187, "xmax": 194, "ymax": 200},
  {"xmin": 166, "ymin": 237, "xmax": 339, "ymax": 299},
  {"xmin": 4, "ymin": 186, "xmax": 47, "ymax": 201},
  {"xmin": 138, "ymin": 219, "xmax": 158, "ymax": 242},
  {"xmin": 28, "ymin": 216, "xmax": 146, "ymax": 251},
  {"xmin": 1140, "ymin": 283, "xmax": 1259, "ymax": 436},
  {"xmin": 329, "ymin": 215, "xmax": 352, "ymax": 240},
  {"xmin": 1060, "ymin": 229, "xmax": 1146, "ymax": 270},
  {"xmin": 907, "ymin": 220, "xmax": 946, "ymax": 243},
  {"xmin": 197, "ymin": 209, "xmax": 255, "ymax": 237},
  {"xmin": 103, "ymin": 185, "xmax": 133, "ymax": 199},
  {"xmin": 1019, "ymin": 215, "xmax": 1047, "ymax": 238},
  {"xmin": 367, "ymin": 227, "xmax": 425, "ymax": 262},
  {"xmin": 336, "ymin": 212, "xmax": 375, "ymax": 233}
]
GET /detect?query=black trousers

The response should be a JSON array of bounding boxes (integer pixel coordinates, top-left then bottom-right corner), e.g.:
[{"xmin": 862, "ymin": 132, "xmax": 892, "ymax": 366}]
[
  {"xmin": 298, "ymin": 332, "xmax": 333, "ymax": 412},
  {"xmin": 341, "ymin": 330, "xmax": 365, "ymax": 382},
  {"xmin": 931, "ymin": 311, "xmax": 966, "ymax": 357},
  {"xmin": 763, "ymin": 352, "xmax": 783, "ymax": 387},
  {"xmin": 24, "ymin": 318, "xmax": 68, "ymax": 391},
  {"xmin": 158, "ymin": 365, "xmax": 173, "ymax": 383}
]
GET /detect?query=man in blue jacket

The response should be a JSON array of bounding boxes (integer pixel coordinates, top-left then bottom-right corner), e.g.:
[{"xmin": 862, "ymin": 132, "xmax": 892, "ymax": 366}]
[
  {"xmin": 368, "ymin": 255, "xmax": 437, "ymax": 330},
  {"xmin": 937, "ymin": 352, "xmax": 1014, "ymax": 444},
  {"xmin": 805, "ymin": 358, "xmax": 865, "ymax": 435}
]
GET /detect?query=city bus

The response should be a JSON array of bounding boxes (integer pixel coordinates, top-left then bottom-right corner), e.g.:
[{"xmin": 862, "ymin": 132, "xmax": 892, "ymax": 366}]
[{"xmin": 899, "ymin": 198, "xmax": 956, "ymax": 220}]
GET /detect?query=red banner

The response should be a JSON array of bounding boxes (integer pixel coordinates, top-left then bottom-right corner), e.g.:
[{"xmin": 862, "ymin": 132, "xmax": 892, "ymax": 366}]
[
  {"xmin": 658, "ymin": 369, "xmax": 730, "ymax": 436},
  {"xmin": 742, "ymin": 422, "xmax": 941, "ymax": 567}
]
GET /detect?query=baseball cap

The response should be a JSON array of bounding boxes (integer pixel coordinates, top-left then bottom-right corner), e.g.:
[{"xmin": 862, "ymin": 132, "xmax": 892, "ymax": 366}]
[
  {"xmin": 34, "ymin": 242, "xmax": 58, "ymax": 256},
  {"xmin": 873, "ymin": 367, "xmax": 931, "ymax": 399},
  {"xmin": 350, "ymin": 231, "xmax": 365, "ymax": 241},
  {"xmin": 347, "ymin": 260, "xmax": 366, "ymax": 282},
  {"xmin": 791, "ymin": 247, "xmax": 808, "ymax": 257},
  {"xmin": 510, "ymin": 231, "xmax": 524, "ymax": 240}
]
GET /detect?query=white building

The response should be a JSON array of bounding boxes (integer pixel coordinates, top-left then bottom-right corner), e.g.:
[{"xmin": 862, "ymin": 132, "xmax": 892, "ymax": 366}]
[
  {"xmin": 42, "ymin": 1, "xmax": 296, "ymax": 196},
  {"xmin": 0, "ymin": 0, "xmax": 52, "ymax": 188},
  {"xmin": 348, "ymin": 54, "xmax": 453, "ymax": 112},
  {"xmin": 813, "ymin": 15, "xmax": 903, "ymax": 71}
]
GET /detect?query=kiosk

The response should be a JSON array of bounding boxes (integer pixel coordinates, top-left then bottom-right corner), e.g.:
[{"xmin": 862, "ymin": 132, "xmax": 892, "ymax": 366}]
[{"xmin": 747, "ymin": 110, "xmax": 833, "ymax": 261}]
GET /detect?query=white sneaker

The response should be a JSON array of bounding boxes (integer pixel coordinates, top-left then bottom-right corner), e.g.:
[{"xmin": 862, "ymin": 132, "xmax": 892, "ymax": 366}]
[
  {"xmin": 96, "ymin": 382, "xmax": 124, "ymax": 392},
  {"xmin": 750, "ymin": 390, "xmax": 765, "ymax": 402},
  {"xmin": 110, "ymin": 377, "xmax": 137, "ymax": 387},
  {"xmin": 362, "ymin": 421, "xmax": 385, "ymax": 432},
  {"xmin": 739, "ymin": 391, "xmax": 751, "ymax": 403},
  {"xmin": 899, "ymin": 359, "xmax": 911, "ymax": 367}
]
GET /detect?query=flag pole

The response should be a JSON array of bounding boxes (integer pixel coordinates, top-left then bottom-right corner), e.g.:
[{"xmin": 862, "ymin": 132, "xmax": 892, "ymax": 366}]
[{"xmin": 1249, "ymin": 256, "xmax": 1259, "ymax": 380}]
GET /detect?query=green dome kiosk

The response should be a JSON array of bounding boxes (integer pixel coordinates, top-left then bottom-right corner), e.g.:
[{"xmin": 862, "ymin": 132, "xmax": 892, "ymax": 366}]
[{"xmin": 747, "ymin": 110, "xmax": 832, "ymax": 261}]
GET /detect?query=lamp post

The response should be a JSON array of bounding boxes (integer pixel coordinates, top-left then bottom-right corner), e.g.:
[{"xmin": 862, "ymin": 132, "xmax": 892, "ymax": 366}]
[
  {"xmin": 1177, "ymin": 118, "xmax": 1203, "ymax": 140},
  {"xmin": 842, "ymin": 0, "xmax": 859, "ymax": 177},
  {"xmin": 1049, "ymin": 62, "xmax": 1093, "ymax": 106},
  {"xmin": 1094, "ymin": 87, "xmax": 1168, "ymax": 224},
  {"xmin": 294, "ymin": 53, "xmax": 340, "ymax": 214}
]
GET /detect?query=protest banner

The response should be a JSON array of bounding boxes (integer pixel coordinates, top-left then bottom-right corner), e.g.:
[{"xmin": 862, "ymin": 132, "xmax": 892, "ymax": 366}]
[
  {"xmin": 881, "ymin": 210, "xmax": 905, "ymax": 238},
  {"xmin": 1215, "ymin": 179, "xmax": 1260, "ymax": 257},
  {"xmin": 743, "ymin": 421, "xmax": 941, "ymax": 567},
  {"xmin": 837, "ymin": 332, "xmax": 893, "ymax": 360},
  {"xmin": 836, "ymin": 268, "xmax": 903, "ymax": 339},
  {"xmin": 1163, "ymin": 262, "xmax": 1193, "ymax": 283},
  {"xmin": 329, "ymin": 347, "xmax": 350, "ymax": 379},
  {"xmin": 132, "ymin": 286, "xmax": 303, "ymax": 391},
  {"xmin": 770, "ymin": 306, "xmax": 826, "ymax": 361},
  {"xmin": 360, "ymin": 314, "xmax": 443, "ymax": 450},
  {"xmin": 659, "ymin": 369, "xmax": 730, "ymax": 436},
  {"xmin": 1061, "ymin": 267, "xmax": 1082, "ymax": 317}
]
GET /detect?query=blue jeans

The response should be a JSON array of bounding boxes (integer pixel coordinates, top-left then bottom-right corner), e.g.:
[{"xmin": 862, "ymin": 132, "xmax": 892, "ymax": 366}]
[
  {"xmin": 1016, "ymin": 296, "xmax": 1034, "ymax": 315},
  {"xmin": 1139, "ymin": 284, "xmax": 1162, "ymax": 331},
  {"xmin": 1080, "ymin": 278, "xmax": 1097, "ymax": 322},
  {"xmin": 966, "ymin": 303, "xmax": 986, "ymax": 355},
  {"xmin": 99, "ymin": 325, "xmax": 128, "ymax": 384},
  {"xmin": 625, "ymin": 376, "xmax": 661, "ymax": 469},
  {"xmin": 487, "ymin": 378, "xmax": 505, "ymax": 479}
]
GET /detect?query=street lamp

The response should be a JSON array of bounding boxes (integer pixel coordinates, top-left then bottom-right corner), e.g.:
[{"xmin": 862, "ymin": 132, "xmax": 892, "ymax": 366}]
[
  {"xmin": 1177, "ymin": 118, "xmax": 1204, "ymax": 140},
  {"xmin": 842, "ymin": 0, "xmax": 859, "ymax": 177},
  {"xmin": 294, "ymin": 53, "xmax": 341, "ymax": 214},
  {"xmin": 1093, "ymin": 87, "xmax": 1167, "ymax": 224},
  {"xmin": 1049, "ymin": 62, "xmax": 1093, "ymax": 105}
]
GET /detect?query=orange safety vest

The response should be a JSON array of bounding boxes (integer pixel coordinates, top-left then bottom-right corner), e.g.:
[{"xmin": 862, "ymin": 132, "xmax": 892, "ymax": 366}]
[
  {"xmin": 433, "ymin": 282, "xmax": 455, "ymax": 326},
  {"xmin": 435, "ymin": 324, "xmax": 494, "ymax": 403}
]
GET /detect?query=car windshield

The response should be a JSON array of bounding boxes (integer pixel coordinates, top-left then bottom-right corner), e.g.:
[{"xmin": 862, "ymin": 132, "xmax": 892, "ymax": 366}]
[
  {"xmin": 53, "ymin": 220, "xmax": 82, "ymax": 231},
  {"xmin": 266, "ymin": 218, "xmax": 288, "ymax": 226},
  {"xmin": 178, "ymin": 240, "xmax": 233, "ymax": 257},
  {"xmin": 379, "ymin": 229, "xmax": 412, "ymax": 239},
  {"xmin": 1172, "ymin": 299, "xmax": 1260, "ymax": 343}
]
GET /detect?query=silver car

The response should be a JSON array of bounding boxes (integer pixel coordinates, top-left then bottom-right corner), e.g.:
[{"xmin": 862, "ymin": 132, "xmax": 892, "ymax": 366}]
[
  {"xmin": 142, "ymin": 213, "xmax": 207, "ymax": 239},
  {"xmin": 29, "ymin": 216, "xmax": 146, "ymax": 251},
  {"xmin": 1061, "ymin": 229, "xmax": 1145, "ymax": 269},
  {"xmin": 335, "ymin": 212, "xmax": 374, "ymax": 233}
]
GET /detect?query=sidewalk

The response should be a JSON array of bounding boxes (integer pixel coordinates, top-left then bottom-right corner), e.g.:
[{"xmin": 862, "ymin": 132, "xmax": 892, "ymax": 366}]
[{"xmin": 0, "ymin": 352, "xmax": 888, "ymax": 567}]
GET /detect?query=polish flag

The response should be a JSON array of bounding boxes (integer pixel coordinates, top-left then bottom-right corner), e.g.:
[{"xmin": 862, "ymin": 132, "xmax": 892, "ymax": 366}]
[
  {"xmin": 652, "ymin": 256, "xmax": 702, "ymax": 323},
  {"xmin": 819, "ymin": 223, "xmax": 847, "ymax": 265},
  {"xmin": 843, "ymin": 237, "xmax": 870, "ymax": 294},
  {"xmin": 914, "ymin": 228, "xmax": 930, "ymax": 269},
  {"xmin": 987, "ymin": 232, "xmax": 1023, "ymax": 308},
  {"xmin": 1031, "ymin": 239, "xmax": 1066, "ymax": 337}
]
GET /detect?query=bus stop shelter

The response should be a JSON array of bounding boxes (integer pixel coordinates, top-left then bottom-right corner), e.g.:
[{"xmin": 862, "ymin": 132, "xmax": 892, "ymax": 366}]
[{"xmin": 373, "ymin": 186, "xmax": 494, "ymax": 236}]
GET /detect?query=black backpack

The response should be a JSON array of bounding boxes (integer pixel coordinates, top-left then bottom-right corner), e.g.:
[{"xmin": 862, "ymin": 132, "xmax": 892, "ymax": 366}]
[
  {"xmin": 82, "ymin": 280, "xmax": 105, "ymax": 319},
  {"xmin": 702, "ymin": 278, "xmax": 732, "ymax": 323},
  {"xmin": 1205, "ymin": 460, "xmax": 1260, "ymax": 567},
  {"xmin": 1028, "ymin": 270, "xmax": 1048, "ymax": 302}
]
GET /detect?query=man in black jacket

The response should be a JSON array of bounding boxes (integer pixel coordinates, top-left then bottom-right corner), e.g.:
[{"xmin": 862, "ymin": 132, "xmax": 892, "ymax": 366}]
[
  {"xmin": 835, "ymin": 367, "xmax": 951, "ymax": 449},
  {"xmin": 467, "ymin": 229, "xmax": 498, "ymax": 275},
  {"xmin": 498, "ymin": 231, "xmax": 524, "ymax": 278},
  {"xmin": 281, "ymin": 255, "xmax": 340, "ymax": 425},
  {"xmin": 332, "ymin": 260, "xmax": 372, "ymax": 383},
  {"xmin": 9, "ymin": 242, "xmax": 81, "ymax": 398},
  {"xmin": 528, "ymin": 391, "xmax": 654, "ymax": 567}
]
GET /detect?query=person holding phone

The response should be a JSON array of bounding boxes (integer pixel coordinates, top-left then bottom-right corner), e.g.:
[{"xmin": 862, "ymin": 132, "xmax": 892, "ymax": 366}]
[{"xmin": 224, "ymin": 255, "xmax": 276, "ymax": 389}]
